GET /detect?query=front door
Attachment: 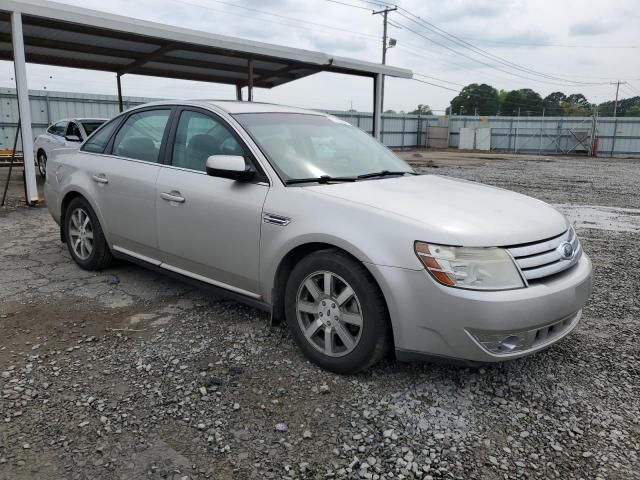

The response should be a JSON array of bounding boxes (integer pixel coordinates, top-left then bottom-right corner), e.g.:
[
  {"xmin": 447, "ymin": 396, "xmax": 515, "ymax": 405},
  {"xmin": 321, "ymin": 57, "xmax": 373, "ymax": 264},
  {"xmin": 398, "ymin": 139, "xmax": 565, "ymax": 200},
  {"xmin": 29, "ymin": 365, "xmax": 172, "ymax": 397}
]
[{"xmin": 156, "ymin": 108, "xmax": 268, "ymax": 297}]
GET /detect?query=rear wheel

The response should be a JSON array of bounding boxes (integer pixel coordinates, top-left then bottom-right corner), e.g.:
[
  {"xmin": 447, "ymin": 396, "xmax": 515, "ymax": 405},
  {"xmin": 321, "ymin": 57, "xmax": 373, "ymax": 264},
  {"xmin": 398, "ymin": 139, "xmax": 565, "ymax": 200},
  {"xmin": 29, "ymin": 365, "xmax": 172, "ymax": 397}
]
[
  {"xmin": 284, "ymin": 249, "xmax": 390, "ymax": 374},
  {"xmin": 37, "ymin": 151, "xmax": 47, "ymax": 179},
  {"xmin": 64, "ymin": 197, "xmax": 113, "ymax": 270}
]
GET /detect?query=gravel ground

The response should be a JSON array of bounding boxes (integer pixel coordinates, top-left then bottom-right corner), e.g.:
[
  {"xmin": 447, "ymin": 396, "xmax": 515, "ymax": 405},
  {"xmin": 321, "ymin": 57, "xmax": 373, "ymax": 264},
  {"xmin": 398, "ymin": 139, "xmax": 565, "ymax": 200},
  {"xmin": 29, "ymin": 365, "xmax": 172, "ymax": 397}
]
[{"xmin": 1, "ymin": 154, "xmax": 639, "ymax": 479}]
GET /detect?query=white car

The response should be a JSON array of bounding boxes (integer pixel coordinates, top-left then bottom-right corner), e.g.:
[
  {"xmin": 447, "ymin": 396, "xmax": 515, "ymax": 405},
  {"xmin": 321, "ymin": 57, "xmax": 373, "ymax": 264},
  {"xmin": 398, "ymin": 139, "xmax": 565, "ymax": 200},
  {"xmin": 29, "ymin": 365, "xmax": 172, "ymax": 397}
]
[{"xmin": 34, "ymin": 118, "xmax": 106, "ymax": 178}]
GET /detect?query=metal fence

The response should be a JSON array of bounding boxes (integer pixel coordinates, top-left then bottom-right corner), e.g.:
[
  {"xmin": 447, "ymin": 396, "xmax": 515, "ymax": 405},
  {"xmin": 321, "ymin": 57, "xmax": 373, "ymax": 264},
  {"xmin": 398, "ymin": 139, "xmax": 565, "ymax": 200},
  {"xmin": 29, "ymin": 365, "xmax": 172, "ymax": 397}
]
[
  {"xmin": 0, "ymin": 88, "xmax": 639, "ymax": 156},
  {"xmin": 447, "ymin": 115, "xmax": 640, "ymax": 156},
  {"xmin": 0, "ymin": 88, "xmax": 152, "ymax": 151}
]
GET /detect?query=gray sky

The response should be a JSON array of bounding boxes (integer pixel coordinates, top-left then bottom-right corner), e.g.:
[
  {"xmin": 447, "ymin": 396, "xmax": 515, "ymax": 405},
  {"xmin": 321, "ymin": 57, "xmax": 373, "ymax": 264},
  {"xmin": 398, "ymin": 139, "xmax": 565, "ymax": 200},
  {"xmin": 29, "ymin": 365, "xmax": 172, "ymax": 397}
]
[{"xmin": 1, "ymin": 0, "xmax": 639, "ymax": 113}]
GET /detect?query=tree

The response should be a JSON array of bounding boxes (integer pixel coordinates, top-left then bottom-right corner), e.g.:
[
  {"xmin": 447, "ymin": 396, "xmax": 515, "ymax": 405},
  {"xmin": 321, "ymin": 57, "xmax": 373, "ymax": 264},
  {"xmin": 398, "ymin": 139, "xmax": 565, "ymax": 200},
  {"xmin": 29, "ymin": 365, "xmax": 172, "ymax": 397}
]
[
  {"xmin": 543, "ymin": 92, "xmax": 567, "ymax": 116},
  {"xmin": 500, "ymin": 89, "xmax": 543, "ymax": 116},
  {"xmin": 384, "ymin": 109, "xmax": 397, "ymax": 114},
  {"xmin": 625, "ymin": 104, "xmax": 640, "ymax": 117},
  {"xmin": 598, "ymin": 96, "xmax": 640, "ymax": 117},
  {"xmin": 408, "ymin": 104, "xmax": 433, "ymax": 115},
  {"xmin": 560, "ymin": 93, "xmax": 592, "ymax": 116},
  {"xmin": 450, "ymin": 83, "xmax": 499, "ymax": 116}
]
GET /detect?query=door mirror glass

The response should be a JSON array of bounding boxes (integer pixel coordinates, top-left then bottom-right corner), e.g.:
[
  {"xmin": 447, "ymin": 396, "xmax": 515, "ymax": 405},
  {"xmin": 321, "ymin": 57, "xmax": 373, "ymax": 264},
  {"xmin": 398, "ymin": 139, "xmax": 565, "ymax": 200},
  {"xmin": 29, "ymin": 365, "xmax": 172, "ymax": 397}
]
[
  {"xmin": 206, "ymin": 155, "xmax": 254, "ymax": 182},
  {"xmin": 65, "ymin": 134, "xmax": 82, "ymax": 142}
]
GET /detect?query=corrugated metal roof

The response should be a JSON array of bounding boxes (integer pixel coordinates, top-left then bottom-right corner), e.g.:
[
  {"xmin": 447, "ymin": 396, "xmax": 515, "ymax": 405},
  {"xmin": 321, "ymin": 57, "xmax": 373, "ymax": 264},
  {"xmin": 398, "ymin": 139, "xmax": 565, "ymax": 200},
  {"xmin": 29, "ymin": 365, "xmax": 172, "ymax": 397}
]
[{"xmin": 0, "ymin": 0, "xmax": 412, "ymax": 88}]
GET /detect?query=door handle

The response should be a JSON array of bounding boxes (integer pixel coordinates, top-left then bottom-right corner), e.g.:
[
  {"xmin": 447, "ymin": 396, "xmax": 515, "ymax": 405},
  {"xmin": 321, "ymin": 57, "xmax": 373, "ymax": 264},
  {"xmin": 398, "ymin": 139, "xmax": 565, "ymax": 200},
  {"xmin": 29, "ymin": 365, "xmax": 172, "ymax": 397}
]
[
  {"xmin": 92, "ymin": 174, "xmax": 108, "ymax": 184},
  {"xmin": 161, "ymin": 191, "xmax": 186, "ymax": 203}
]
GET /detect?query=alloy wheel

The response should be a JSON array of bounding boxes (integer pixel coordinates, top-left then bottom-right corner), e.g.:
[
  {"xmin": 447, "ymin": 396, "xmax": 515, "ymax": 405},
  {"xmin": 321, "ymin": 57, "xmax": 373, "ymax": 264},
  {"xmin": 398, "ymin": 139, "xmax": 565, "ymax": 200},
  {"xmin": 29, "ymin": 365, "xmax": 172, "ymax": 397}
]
[
  {"xmin": 68, "ymin": 207, "xmax": 94, "ymax": 260},
  {"xmin": 296, "ymin": 270, "xmax": 363, "ymax": 357}
]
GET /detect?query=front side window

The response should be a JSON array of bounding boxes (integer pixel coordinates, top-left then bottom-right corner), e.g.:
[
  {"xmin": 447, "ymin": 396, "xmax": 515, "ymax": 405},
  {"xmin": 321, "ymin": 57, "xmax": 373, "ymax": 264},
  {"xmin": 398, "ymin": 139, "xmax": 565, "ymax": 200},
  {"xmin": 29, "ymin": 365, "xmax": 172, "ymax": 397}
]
[
  {"xmin": 112, "ymin": 109, "xmax": 171, "ymax": 163},
  {"xmin": 52, "ymin": 121, "xmax": 67, "ymax": 136},
  {"xmin": 233, "ymin": 113, "xmax": 412, "ymax": 181},
  {"xmin": 82, "ymin": 118, "xmax": 121, "ymax": 154},
  {"xmin": 171, "ymin": 110, "xmax": 245, "ymax": 172}
]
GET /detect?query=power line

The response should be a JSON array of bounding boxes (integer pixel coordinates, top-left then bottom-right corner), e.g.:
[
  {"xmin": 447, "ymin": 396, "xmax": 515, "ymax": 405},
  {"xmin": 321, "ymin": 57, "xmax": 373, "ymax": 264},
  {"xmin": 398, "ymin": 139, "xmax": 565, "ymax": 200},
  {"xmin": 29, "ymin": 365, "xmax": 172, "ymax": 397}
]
[
  {"xmin": 394, "ymin": 18, "xmax": 601, "ymax": 88},
  {"xmin": 414, "ymin": 73, "xmax": 465, "ymax": 87},
  {"xmin": 324, "ymin": 0, "xmax": 372, "ymax": 11},
  {"xmin": 458, "ymin": 38, "xmax": 639, "ymax": 49},
  {"xmin": 395, "ymin": 8, "xmax": 610, "ymax": 87},
  {"xmin": 412, "ymin": 78, "xmax": 459, "ymax": 92},
  {"xmin": 624, "ymin": 82, "xmax": 640, "ymax": 95},
  {"xmin": 175, "ymin": 0, "xmax": 381, "ymax": 41}
]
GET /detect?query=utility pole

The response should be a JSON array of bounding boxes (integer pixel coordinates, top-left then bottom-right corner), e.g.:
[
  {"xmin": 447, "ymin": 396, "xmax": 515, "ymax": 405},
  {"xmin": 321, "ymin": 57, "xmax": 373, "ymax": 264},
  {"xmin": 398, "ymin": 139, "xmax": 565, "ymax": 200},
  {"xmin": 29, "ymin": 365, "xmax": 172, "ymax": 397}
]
[
  {"xmin": 372, "ymin": 5, "xmax": 397, "ymax": 112},
  {"xmin": 610, "ymin": 80, "xmax": 626, "ymax": 156},
  {"xmin": 611, "ymin": 80, "xmax": 627, "ymax": 118}
]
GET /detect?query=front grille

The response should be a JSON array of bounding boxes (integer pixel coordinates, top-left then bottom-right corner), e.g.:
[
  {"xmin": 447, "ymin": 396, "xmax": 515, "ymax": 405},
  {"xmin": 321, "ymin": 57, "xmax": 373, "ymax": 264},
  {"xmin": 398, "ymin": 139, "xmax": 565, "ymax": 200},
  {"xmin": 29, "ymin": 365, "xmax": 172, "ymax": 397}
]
[{"xmin": 507, "ymin": 227, "xmax": 582, "ymax": 282}]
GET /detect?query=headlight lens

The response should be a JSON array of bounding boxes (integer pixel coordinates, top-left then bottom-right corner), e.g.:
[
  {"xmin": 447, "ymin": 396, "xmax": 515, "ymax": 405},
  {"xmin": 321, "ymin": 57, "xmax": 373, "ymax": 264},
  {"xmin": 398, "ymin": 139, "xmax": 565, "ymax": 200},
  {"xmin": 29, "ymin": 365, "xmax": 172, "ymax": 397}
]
[{"xmin": 414, "ymin": 242, "xmax": 525, "ymax": 290}]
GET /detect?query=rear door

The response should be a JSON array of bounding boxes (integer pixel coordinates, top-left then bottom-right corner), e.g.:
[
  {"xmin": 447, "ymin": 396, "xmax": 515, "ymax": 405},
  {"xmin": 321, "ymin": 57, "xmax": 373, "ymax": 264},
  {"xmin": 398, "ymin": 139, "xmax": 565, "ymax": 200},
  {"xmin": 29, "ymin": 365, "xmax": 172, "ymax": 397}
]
[
  {"xmin": 155, "ymin": 107, "xmax": 268, "ymax": 296},
  {"xmin": 82, "ymin": 107, "xmax": 174, "ymax": 262}
]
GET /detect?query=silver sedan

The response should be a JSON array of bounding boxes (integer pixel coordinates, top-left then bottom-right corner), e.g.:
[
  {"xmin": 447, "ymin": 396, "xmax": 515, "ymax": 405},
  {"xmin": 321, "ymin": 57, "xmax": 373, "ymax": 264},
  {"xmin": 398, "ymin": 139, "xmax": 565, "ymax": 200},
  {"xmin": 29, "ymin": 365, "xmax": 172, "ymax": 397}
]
[{"xmin": 44, "ymin": 100, "xmax": 592, "ymax": 373}]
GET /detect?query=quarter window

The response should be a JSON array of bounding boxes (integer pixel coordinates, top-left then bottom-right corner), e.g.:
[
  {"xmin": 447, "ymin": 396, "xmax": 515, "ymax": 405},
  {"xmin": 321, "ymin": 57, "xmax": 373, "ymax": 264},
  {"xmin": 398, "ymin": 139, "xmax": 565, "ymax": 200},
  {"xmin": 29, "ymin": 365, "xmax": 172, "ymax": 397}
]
[
  {"xmin": 112, "ymin": 109, "xmax": 171, "ymax": 163},
  {"xmin": 172, "ymin": 110, "xmax": 245, "ymax": 172}
]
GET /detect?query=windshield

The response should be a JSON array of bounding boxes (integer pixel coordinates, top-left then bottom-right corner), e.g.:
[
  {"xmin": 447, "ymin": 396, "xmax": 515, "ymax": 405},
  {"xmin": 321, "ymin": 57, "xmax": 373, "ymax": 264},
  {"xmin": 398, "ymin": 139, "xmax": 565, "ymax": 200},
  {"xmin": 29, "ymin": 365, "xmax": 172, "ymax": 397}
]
[
  {"xmin": 233, "ymin": 113, "xmax": 413, "ymax": 182},
  {"xmin": 81, "ymin": 121, "xmax": 106, "ymax": 136}
]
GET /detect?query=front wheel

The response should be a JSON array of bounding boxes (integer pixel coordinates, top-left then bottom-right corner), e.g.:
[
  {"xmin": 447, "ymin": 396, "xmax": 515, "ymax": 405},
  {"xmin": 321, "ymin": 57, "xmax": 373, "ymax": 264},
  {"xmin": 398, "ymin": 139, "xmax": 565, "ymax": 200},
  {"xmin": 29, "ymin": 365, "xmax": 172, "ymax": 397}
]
[
  {"xmin": 37, "ymin": 151, "xmax": 47, "ymax": 179},
  {"xmin": 284, "ymin": 249, "xmax": 391, "ymax": 374}
]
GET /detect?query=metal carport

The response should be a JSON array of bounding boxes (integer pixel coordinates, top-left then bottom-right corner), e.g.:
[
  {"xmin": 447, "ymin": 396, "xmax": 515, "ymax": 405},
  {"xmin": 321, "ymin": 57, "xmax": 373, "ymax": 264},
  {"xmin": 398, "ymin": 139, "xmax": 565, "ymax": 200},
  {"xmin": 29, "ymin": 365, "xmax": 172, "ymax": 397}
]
[{"xmin": 0, "ymin": 0, "xmax": 412, "ymax": 205}]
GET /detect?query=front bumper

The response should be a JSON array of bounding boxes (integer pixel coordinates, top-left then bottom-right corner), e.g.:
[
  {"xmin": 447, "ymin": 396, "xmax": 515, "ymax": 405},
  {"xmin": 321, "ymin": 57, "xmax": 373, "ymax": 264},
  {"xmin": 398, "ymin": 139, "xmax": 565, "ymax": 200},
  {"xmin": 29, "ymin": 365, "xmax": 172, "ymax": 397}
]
[{"xmin": 367, "ymin": 253, "xmax": 592, "ymax": 363}]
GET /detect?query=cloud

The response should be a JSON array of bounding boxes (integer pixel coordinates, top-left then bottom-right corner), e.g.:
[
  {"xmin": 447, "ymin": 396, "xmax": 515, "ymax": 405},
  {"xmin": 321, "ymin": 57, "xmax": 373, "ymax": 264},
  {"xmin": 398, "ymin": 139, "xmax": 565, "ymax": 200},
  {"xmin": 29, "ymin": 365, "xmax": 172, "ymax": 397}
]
[
  {"xmin": 410, "ymin": 0, "xmax": 510, "ymax": 24},
  {"xmin": 569, "ymin": 20, "xmax": 615, "ymax": 36}
]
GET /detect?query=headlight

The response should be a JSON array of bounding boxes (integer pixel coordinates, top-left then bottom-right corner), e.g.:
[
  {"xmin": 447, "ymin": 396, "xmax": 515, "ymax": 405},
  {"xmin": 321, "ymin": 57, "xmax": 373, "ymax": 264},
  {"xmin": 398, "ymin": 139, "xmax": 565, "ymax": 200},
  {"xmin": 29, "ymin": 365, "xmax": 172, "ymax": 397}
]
[{"xmin": 414, "ymin": 242, "xmax": 525, "ymax": 290}]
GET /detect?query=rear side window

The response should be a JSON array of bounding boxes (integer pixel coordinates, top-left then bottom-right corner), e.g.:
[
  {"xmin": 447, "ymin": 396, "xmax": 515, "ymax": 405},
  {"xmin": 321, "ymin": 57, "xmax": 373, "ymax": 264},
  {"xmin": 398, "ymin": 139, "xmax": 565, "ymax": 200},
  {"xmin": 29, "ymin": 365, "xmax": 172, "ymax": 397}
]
[
  {"xmin": 112, "ymin": 109, "xmax": 171, "ymax": 163},
  {"xmin": 82, "ymin": 118, "xmax": 121, "ymax": 154},
  {"xmin": 66, "ymin": 122, "xmax": 82, "ymax": 138},
  {"xmin": 81, "ymin": 121, "xmax": 105, "ymax": 137}
]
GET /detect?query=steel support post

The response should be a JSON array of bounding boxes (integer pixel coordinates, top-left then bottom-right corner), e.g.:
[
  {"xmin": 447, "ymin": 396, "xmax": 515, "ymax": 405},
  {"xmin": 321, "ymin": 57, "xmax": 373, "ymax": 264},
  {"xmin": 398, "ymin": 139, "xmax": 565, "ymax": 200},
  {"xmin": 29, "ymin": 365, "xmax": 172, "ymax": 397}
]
[
  {"xmin": 372, "ymin": 73, "xmax": 382, "ymax": 140},
  {"xmin": 11, "ymin": 12, "xmax": 38, "ymax": 205}
]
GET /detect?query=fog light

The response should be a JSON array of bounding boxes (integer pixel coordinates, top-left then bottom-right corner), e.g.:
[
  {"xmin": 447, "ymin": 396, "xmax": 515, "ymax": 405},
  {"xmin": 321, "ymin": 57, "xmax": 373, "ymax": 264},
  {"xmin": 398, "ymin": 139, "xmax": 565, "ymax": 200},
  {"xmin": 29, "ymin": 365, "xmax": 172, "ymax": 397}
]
[{"xmin": 471, "ymin": 331, "xmax": 528, "ymax": 355}]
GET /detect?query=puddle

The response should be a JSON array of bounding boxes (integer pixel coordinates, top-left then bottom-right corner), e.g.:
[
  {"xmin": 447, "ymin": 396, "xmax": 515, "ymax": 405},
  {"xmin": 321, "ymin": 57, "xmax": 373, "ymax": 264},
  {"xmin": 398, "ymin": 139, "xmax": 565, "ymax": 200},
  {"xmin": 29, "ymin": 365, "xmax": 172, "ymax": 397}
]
[{"xmin": 553, "ymin": 204, "xmax": 640, "ymax": 233}]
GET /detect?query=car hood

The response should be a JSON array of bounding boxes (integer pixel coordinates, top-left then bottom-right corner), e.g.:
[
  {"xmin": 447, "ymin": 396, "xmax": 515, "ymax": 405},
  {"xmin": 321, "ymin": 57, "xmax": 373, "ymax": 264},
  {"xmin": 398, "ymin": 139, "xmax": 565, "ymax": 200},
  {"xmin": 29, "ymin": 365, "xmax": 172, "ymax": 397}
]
[{"xmin": 305, "ymin": 174, "xmax": 568, "ymax": 247}]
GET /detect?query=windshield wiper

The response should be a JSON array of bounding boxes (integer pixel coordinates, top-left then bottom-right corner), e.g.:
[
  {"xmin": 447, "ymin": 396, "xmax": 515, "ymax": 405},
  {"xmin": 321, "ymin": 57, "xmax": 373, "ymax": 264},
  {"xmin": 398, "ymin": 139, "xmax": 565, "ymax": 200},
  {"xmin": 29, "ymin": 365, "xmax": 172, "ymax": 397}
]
[
  {"xmin": 285, "ymin": 175, "xmax": 358, "ymax": 185},
  {"xmin": 357, "ymin": 170, "xmax": 417, "ymax": 180}
]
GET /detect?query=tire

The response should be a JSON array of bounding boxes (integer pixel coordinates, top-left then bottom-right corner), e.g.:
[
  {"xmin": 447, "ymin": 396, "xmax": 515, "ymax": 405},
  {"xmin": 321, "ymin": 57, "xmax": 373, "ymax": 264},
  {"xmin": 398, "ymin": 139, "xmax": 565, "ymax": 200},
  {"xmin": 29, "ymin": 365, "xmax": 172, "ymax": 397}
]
[
  {"xmin": 64, "ymin": 197, "xmax": 113, "ymax": 271},
  {"xmin": 37, "ymin": 151, "xmax": 47, "ymax": 179},
  {"xmin": 284, "ymin": 249, "xmax": 391, "ymax": 374}
]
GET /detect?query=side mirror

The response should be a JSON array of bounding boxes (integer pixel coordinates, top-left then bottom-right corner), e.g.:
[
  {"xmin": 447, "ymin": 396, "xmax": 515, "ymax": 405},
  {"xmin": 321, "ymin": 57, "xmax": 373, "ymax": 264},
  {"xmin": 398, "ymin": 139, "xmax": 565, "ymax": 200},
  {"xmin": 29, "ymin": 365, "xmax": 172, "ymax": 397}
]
[
  {"xmin": 65, "ymin": 134, "xmax": 82, "ymax": 142},
  {"xmin": 205, "ymin": 155, "xmax": 255, "ymax": 182}
]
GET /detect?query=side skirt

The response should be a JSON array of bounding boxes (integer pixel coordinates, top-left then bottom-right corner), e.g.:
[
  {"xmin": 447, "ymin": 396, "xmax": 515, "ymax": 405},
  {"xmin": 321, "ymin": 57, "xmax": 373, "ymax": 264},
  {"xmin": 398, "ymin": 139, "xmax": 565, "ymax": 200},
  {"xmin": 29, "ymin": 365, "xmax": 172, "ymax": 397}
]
[{"xmin": 112, "ymin": 250, "xmax": 273, "ymax": 313}]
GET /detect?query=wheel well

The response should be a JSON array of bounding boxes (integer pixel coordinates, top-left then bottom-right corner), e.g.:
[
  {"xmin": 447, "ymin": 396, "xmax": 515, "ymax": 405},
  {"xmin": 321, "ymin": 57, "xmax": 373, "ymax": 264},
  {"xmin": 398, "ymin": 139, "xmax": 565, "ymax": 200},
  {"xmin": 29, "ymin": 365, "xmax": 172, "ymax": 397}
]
[
  {"xmin": 271, "ymin": 243, "xmax": 392, "ymax": 338},
  {"xmin": 36, "ymin": 148, "xmax": 46, "ymax": 157},
  {"xmin": 59, "ymin": 191, "xmax": 84, "ymax": 243}
]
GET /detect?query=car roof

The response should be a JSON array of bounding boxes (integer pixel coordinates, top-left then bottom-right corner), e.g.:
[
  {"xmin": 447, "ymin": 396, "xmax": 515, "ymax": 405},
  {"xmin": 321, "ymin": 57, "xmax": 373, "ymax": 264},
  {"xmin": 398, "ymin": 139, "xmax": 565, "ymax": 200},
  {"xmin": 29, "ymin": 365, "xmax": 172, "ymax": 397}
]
[
  {"xmin": 132, "ymin": 100, "xmax": 326, "ymax": 116},
  {"xmin": 52, "ymin": 118, "xmax": 108, "ymax": 123}
]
